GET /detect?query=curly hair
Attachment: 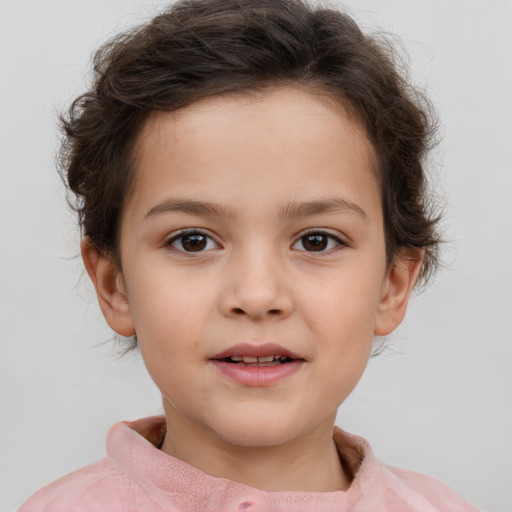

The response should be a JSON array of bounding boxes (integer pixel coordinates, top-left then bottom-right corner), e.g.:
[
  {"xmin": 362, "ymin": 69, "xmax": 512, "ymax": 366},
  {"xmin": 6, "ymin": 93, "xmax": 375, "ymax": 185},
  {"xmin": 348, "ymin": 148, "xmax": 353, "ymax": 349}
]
[{"xmin": 59, "ymin": 0, "xmax": 440, "ymax": 286}]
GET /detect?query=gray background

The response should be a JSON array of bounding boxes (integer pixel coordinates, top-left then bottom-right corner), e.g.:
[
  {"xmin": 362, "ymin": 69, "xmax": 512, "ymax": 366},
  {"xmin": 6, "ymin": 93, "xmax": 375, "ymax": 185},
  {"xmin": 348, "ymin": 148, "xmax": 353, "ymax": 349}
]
[{"xmin": 1, "ymin": 1, "xmax": 511, "ymax": 510}]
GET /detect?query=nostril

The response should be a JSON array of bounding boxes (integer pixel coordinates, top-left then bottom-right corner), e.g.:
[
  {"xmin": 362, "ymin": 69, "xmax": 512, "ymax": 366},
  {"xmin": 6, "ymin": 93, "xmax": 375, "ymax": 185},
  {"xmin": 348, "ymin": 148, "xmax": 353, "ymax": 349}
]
[{"xmin": 231, "ymin": 307, "xmax": 282, "ymax": 316}]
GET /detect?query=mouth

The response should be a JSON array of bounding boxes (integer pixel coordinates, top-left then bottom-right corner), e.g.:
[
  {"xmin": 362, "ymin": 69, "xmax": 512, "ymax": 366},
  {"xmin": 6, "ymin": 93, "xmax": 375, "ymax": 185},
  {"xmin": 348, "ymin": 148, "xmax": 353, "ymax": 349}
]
[
  {"xmin": 210, "ymin": 343, "xmax": 304, "ymax": 365},
  {"xmin": 215, "ymin": 354, "xmax": 297, "ymax": 367},
  {"xmin": 209, "ymin": 343, "xmax": 305, "ymax": 386}
]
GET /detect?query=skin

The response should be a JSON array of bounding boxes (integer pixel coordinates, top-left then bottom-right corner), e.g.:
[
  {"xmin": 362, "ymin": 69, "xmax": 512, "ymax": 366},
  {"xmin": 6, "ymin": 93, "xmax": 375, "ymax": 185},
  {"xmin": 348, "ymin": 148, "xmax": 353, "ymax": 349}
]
[{"xmin": 83, "ymin": 86, "xmax": 421, "ymax": 492}]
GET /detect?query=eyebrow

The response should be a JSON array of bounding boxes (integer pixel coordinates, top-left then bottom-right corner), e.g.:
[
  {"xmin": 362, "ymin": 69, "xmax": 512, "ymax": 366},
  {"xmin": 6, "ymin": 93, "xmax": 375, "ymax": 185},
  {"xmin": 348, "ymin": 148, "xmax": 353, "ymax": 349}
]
[
  {"xmin": 144, "ymin": 197, "xmax": 368, "ymax": 223},
  {"xmin": 145, "ymin": 199, "xmax": 236, "ymax": 220},
  {"xmin": 279, "ymin": 198, "xmax": 369, "ymax": 223}
]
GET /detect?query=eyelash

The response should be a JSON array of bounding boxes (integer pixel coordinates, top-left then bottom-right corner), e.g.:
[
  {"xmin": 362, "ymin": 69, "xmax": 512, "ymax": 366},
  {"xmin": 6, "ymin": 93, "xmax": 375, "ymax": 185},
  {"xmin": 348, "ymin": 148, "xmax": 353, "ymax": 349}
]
[
  {"xmin": 164, "ymin": 229, "xmax": 348, "ymax": 254},
  {"xmin": 165, "ymin": 229, "xmax": 220, "ymax": 253},
  {"xmin": 292, "ymin": 230, "xmax": 348, "ymax": 254}
]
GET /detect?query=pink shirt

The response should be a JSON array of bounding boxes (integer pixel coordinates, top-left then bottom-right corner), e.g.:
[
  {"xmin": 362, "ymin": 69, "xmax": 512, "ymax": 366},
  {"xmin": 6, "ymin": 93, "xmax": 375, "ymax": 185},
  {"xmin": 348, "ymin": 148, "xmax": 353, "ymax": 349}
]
[{"xmin": 20, "ymin": 416, "xmax": 479, "ymax": 511}]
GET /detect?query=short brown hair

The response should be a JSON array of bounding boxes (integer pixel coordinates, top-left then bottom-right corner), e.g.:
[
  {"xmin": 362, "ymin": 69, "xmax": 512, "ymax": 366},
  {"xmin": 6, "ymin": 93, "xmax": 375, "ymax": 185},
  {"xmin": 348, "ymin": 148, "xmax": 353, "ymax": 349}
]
[{"xmin": 59, "ymin": 0, "xmax": 440, "ymax": 285}]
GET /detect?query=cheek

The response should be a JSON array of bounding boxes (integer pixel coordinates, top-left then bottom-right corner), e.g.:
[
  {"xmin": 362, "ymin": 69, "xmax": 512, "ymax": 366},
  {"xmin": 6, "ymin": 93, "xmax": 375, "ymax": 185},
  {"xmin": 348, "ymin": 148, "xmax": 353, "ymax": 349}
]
[
  {"xmin": 130, "ymin": 282, "xmax": 208, "ymax": 396},
  {"xmin": 302, "ymin": 263, "xmax": 384, "ymax": 375},
  {"xmin": 128, "ymin": 264, "xmax": 213, "ymax": 325},
  {"xmin": 306, "ymin": 265, "xmax": 384, "ymax": 331}
]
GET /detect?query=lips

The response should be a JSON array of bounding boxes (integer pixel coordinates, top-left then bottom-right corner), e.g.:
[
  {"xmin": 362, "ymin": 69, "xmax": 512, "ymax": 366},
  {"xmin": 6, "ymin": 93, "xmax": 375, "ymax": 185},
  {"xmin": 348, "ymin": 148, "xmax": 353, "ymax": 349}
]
[
  {"xmin": 209, "ymin": 343, "xmax": 305, "ymax": 386},
  {"xmin": 210, "ymin": 343, "xmax": 303, "ymax": 361},
  {"xmin": 220, "ymin": 354, "xmax": 293, "ymax": 367}
]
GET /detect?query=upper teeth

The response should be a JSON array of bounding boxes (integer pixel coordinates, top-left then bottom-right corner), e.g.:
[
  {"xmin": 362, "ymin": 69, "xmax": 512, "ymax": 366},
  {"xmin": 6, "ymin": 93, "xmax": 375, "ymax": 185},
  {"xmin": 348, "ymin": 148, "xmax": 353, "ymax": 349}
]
[{"xmin": 230, "ymin": 355, "xmax": 284, "ymax": 363}]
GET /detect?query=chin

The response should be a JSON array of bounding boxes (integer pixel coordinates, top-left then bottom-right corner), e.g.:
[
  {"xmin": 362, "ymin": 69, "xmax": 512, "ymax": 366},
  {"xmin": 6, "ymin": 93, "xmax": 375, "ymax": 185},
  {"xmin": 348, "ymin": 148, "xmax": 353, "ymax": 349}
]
[{"xmin": 211, "ymin": 416, "xmax": 305, "ymax": 448}]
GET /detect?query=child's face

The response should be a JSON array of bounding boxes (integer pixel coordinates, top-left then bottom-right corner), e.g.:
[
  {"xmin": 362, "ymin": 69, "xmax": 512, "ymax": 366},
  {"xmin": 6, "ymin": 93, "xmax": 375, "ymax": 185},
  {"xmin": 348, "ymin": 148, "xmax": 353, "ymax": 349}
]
[{"xmin": 87, "ymin": 86, "xmax": 417, "ymax": 448}]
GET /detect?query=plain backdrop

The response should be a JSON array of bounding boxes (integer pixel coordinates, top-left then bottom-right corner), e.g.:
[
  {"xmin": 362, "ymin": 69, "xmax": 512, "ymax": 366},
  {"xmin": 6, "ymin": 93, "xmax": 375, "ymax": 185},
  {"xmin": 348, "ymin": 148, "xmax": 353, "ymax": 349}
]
[{"xmin": 1, "ymin": 1, "xmax": 511, "ymax": 511}]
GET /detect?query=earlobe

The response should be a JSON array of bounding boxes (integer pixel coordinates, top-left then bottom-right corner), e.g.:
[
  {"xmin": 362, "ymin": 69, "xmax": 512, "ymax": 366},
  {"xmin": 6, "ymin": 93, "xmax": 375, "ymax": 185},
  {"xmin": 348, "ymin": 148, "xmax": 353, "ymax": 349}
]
[
  {"xmin": 374, "ymin": 250, "xmax": 423, "ymax": 336},
  {"xmin": 80, "ymin": 237, "xmax": 136, "ymax": 337}
]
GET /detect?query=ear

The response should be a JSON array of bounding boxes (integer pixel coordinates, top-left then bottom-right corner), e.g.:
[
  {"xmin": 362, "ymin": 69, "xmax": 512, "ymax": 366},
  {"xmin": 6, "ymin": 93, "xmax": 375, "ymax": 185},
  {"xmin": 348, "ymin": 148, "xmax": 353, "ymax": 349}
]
[
  {"xmin": 374, "ymin": 250, "xmax": 423, "ymax": 336},
  {"xmin": 81, "ymin": 237, "xmax": 135, "ymax": 337}
]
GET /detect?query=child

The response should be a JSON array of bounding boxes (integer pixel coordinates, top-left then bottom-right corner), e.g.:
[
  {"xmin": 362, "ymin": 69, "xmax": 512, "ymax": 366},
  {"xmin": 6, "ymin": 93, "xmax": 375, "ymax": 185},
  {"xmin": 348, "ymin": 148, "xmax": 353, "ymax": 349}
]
[{"xmin": 19, "ymin": 0, "xmax": 480, "ymax": 510}]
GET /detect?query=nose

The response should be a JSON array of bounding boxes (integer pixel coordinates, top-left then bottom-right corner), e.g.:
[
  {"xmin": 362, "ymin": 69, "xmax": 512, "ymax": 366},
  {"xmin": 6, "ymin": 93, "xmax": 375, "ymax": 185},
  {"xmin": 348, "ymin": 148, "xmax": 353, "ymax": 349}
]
[{"xmin": 219, "ymin": 247, "xmax": 293, "ymax": 321}]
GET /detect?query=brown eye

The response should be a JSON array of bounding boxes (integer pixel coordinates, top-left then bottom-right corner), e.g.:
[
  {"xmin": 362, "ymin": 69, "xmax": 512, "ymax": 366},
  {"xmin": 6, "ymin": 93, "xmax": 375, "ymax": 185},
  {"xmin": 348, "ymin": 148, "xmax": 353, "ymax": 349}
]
[
  {"xmin": 292, "ymin": 232, "xmax": 344, "ymax": 252},
  {"xmin": 301, "ymin": 234, "xmax": 328, "ymax": 251},
  {"xmin": 169, "ymin": 231, "xmax": 218, "ymax": 252},
  {"xmin": 181, "ymin": 234, "xmax": 207, "ymax": 251}
]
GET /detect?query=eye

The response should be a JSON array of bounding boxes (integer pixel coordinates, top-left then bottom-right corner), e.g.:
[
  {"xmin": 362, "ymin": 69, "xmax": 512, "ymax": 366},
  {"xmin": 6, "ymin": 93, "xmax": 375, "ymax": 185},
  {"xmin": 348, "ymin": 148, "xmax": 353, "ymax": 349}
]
[
  {"xmin": 292, "ymin": 232, "xmax": 345, "ymax": 252},
  {"xmin": 167, "ymin": 231, "xmax": 219, "ymax": 253}
]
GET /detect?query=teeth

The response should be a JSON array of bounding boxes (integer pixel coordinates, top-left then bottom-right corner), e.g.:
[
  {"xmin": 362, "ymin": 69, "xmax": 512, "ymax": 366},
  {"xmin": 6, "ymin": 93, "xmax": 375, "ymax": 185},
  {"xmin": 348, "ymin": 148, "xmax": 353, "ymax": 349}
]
[
  {"xmin": 228, "ymin": 355, "xmax": 286, "ymax": 363},
  {"xmin": 256, "ymin": 355, "xmax": 275, "ymax": 363}
]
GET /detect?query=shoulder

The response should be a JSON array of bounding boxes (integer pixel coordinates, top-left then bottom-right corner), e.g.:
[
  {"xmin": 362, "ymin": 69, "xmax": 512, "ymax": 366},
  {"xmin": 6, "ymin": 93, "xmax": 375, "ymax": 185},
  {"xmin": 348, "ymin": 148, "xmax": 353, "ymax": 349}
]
[
  {"xmin": 333, "ymin": 427, "xmax": 480, "ymax": 511},
  {"xmin": 381, "ymin": 464, "xmax": 481, "ymax": 512},
  {"xmin": 18, "ymin": 458, "xmax": 134, "ymax": 512},
  {"xmin": 18, "ymin": 417, "xmax": 168, "ymax": 512}
]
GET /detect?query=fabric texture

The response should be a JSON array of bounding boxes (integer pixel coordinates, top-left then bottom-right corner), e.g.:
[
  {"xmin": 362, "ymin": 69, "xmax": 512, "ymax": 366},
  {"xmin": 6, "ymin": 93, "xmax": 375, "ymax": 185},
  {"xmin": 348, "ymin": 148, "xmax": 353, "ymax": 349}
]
[{"xmin": 19, "ymin": 416, "xmax": 480, "ymax": 512}]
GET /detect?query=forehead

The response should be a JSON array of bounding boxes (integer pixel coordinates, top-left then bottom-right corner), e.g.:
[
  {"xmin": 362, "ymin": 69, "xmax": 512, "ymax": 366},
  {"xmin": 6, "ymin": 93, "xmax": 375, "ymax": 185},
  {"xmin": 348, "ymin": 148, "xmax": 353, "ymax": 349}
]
[
  {"xmin": 127, "ymin": 86, "xmax": 379, "ymax": 220},
  {"xmin": 137, "ymin": 86, "xmax": 374, "ymax": 161}
]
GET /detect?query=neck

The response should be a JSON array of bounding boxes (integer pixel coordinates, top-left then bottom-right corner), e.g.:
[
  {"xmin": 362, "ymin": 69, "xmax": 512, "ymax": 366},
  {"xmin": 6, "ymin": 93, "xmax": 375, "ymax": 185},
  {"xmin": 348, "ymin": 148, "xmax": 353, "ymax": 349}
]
[{"xmin": 160, "ymin": 401, "xmax": 351, "ymax": 492}]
